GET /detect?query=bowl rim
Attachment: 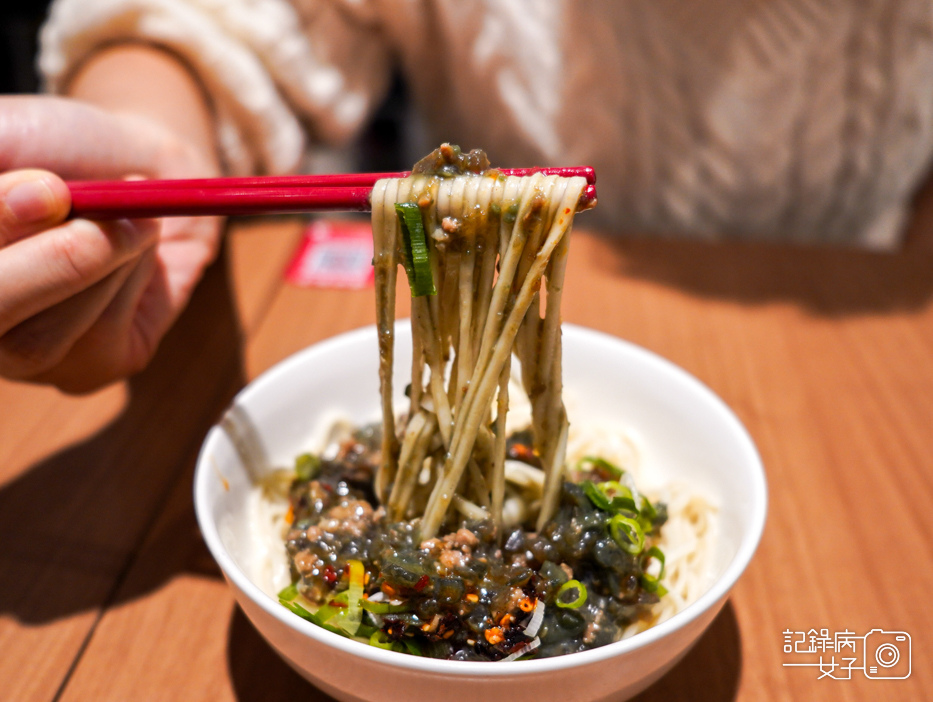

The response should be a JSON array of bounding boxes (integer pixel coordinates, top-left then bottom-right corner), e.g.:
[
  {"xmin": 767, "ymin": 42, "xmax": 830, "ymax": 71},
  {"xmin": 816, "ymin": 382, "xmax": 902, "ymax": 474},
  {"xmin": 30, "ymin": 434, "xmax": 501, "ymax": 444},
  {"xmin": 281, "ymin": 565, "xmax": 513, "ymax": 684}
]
[{"xmin": 195, "ymin": 322, "xmax": 767, "ymax": 677}]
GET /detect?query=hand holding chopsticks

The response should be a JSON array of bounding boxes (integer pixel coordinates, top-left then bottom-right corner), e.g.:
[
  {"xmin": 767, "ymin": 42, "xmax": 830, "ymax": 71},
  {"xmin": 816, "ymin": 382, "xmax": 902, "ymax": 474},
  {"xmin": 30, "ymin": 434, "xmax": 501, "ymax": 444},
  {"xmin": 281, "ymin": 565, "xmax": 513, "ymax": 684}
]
[{"xmin": 66, "ymin": 167, "xmax": 597, "ymax": 220}]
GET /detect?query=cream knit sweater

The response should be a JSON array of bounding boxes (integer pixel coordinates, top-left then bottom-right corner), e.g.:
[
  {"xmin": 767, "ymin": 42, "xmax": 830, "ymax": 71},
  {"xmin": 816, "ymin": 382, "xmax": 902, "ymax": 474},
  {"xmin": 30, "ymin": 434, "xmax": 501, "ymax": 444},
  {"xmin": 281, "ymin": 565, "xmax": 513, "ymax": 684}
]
[{"xmin": 39, "ymin": 0, "xmax": 933, "ymax": 247}]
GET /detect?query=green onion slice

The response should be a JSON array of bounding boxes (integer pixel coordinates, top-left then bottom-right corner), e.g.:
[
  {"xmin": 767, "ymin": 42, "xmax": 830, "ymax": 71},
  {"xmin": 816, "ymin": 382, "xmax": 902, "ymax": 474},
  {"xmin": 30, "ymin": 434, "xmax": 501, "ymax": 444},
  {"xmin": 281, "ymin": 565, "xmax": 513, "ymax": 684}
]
[
  {"xmin": 395, "ymin": 203, "xmax": 436, "ymax": 297},
  {"xmin": 597, "ymin": 480, "xmax": 628, "ymax": 496},
  {"xmin": 645, "ymin": 546, "xmax": 666, "ymax": 579},
  {"xmin": 555, "ymin": 579, "xmax": 588, "ymax": 609},
  {"xmin": 361, "ymin": 599, "xmax": 412, "ymax": 614},
  {"xmin": 295, "ymin": 453, "xmax": 321, "ymax": 482},
  {"xmin": 581, "ymin": 480, "xmax": 610, "ymax": 511},
  {"xmin": 335, "ymin": 560, "xmax": 366, "ymax": 636},
  {"xmin": 641, "ymin": 577, "xmax": 669, "ymax": 596},
  {"xmin": 582, "ymin": 479, "xmax": 640, "ymax": 515},
  {"xmin": 402, "ymin": 638, "xmax": 424, "ymax": 656},
  {"xmin": 280, "ymin": 600, "xmax": 351, "ymax": 638},
  {"xmin": 640, "ymin": 496, "xmax": 658, "ymax": 522},
  {"xmin": 598, "ymin": 481, "xmax": 639, "ymax": 514},
  {"xmin": 609, "ymin": 514, "xmax": 645, "ymax": 554},
  {"xmin": 369, "ymin": 630, "xmax": 394, "ymax": 650},
  {"xmin": 279, "ymin": 599, "xmax": 314, "ymax": 622},
  {"xmin": 640, "ymin": 546, "xmax": 667, "ymax": 594},
  {"xmin": 578, "ymin": 456, "xmax": 624, "ymax": 479},
  {"xmin": 357, "ymin": 623, "xmax": 378, "ymax": 639},
  {"xmin": 611, "ymin": 496, "xmax": 639, "ymax": 514},
  {"xmin": 277, "ymin": 582, "xmax": 299, "ymax": 602},
  {"xmin": 315, "ymin": 601, "xmax": 346, "ymax": 626}
]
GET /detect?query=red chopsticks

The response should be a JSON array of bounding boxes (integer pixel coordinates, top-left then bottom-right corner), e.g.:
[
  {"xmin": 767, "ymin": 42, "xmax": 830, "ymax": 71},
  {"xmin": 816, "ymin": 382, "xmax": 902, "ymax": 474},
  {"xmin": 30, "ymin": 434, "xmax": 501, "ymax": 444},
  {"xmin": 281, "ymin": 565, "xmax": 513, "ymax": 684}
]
[{"xmin": 66, "ymin": 167, "xmax": 597, "ymax": 220}]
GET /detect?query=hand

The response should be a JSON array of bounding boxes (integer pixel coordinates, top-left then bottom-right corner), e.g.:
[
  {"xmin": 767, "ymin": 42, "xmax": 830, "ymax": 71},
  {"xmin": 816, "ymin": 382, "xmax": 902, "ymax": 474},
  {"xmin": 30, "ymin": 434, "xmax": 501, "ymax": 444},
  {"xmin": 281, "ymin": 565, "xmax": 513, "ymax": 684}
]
[{"xmin": 0, "ymin": 95, "xmax": 222, "ymax": 393}]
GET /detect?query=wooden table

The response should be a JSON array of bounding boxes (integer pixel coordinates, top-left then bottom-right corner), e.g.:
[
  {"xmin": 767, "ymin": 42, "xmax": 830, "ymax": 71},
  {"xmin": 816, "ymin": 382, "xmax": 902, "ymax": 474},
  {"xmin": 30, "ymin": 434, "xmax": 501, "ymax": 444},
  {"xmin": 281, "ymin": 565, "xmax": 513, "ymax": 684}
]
[{"xmin": 1, "ymin": 217, "xmax": 931, "ymax": 701}]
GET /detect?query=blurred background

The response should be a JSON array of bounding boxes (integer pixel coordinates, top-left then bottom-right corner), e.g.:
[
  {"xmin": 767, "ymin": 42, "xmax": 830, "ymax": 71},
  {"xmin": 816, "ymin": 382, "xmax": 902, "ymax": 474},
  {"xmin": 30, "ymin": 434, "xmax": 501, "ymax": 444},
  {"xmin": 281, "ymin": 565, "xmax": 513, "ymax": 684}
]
[
  {"xmin": 0, "ymin": 0, "xmax": 415, "ymax": 174},
  {"xmin": 0, "ymin": 0, "xmax": 50, "ymax": 94},
  {"xmin": 3, "ymin": 2, "xmax": 932, "ymax": 248}
]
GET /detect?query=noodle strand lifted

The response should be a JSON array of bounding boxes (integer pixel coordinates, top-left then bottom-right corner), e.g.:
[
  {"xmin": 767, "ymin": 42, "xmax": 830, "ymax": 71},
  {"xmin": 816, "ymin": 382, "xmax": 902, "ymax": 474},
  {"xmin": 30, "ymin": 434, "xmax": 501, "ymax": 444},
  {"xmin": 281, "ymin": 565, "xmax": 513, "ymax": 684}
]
[{"xmin": 371, "ymin": 145, "xmax": 588, "ymax": 539}]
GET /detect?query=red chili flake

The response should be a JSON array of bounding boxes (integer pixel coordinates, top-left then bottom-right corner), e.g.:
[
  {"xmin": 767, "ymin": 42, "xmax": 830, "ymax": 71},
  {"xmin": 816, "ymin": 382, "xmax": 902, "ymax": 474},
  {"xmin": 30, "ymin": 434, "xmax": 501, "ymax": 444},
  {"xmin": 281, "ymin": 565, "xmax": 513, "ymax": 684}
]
[
  {"xmin": 484, "ymin": 627, "xmax": 505, "ymax": 645},
  {"xmin": 510, "ymin": 444, "xmax": 538, "ymax": 462},
  {"xmin": 518, "ymin": 597, "xmax": 536, "ymax": 613},
  {"xmin": 329, "ymin": 600, "xmax": 348, "ymax": 608},
  {"xmin": 564, "ymin": 207, "xmax": 571, "ymax": 214},
  {"xmin": 414, "ymin": 575, "xmax": 430, "ymax": 592},
  {"xmin": 322, "ymin": 565, "xmax": 338, "ymax": 584}
]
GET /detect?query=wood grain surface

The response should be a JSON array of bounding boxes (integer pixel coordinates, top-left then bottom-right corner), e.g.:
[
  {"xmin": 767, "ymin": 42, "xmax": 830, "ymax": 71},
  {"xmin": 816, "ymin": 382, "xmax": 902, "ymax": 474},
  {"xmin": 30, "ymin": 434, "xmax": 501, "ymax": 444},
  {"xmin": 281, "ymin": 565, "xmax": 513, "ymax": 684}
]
[{"xmin": 1, "ymin": 215, "xmax": 931, "ymax": 701}]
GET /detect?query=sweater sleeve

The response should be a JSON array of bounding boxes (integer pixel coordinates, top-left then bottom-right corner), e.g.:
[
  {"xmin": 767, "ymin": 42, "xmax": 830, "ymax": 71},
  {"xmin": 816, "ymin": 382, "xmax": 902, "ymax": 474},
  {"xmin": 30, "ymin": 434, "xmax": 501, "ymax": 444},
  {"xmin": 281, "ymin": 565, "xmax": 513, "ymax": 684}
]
[{"xmin": 38, "ymin": 0, "xmax": 392, "ymax": 175}]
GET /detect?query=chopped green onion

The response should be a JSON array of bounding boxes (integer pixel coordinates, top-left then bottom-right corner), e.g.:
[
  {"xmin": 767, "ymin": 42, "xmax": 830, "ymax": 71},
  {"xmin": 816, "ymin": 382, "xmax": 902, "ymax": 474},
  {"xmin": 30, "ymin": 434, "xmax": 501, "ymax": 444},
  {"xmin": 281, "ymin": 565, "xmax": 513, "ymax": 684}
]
[
  {"xmin": 369, "ymin": 630, "xmax": 394, "ymax": 650},
  {"xmin": 294, "ymin": 453, "xmax": 321, "ymax": 482},
  {"xmin": 402, "ymin": 638, "xmax": 424, "ymax": 656},
  {"xmin": 357, "ymin": 623, "xmax": 378, "ymax": 639},
  {"xmin": 641, "ymin": 577, "xmax": 668, "ymax": 596},
  {"xmin": 597, "ymin": 480, "xmax": 627, "ymax": 496},
  {"xmin": 279, "ymin": 599, "xmax": 314, "ymax": 622},
  {"xmin": 639, "ymin": 496, "xmax": 658, "ymax": 523},
  {"xmin": 315, "ymin": 589, "xmax": 350, "ymax": 625},
  {"xmin": 277, "ymin": 582, "xmax": 299, "ymax": 602},
  {"xmin": 315, "ymin": 601, "xmax": 346, "ymax": 626},
  {"xmin": 362, "ymin": 599, "xmax": 413, "ymax": 614},
  {"xmin": 645, "ymin": 546, "xmax": 666, "ymax": 578},
  {"xmin": 555, "ymin": 579, "xmax": 588, "ymax": 609},
  {"xmin": 609, "ymin": 514, "xmax": 645, "ymax": 554},
  {"xmin": 578, "ymin": 456, "xmax": 624, "ymax": 479},
  {"xmin": 396, "ymin": 205, "xmax": 415, "ymax": 282},
  {"xmin": 335, "ymin": 560, "xmax": 365, "ymax": 635},
  {"xmin": 280, "ymin": 600, "xmax": 351, "ymax": 638},
  {"xmin": 640, "ymin": 546, "xmax": 667, "ymax": 594},
  {"xmin": 598, "ymin": 481, "xmax": 639, "ymax": 514},
  {"xmin": 581, "ymin": 480, "xmax": 610, "ymax": 511},
  {"xmin": 611, "ymin": 496, "xmax": 639, "ymax": 514},
  {"xmin": 395, "ymin": 203, "xmax": 436, "ymax": 297},
  {"xmin": 582, "ymin": 479, "xmax": 640, "ymax": 515}
]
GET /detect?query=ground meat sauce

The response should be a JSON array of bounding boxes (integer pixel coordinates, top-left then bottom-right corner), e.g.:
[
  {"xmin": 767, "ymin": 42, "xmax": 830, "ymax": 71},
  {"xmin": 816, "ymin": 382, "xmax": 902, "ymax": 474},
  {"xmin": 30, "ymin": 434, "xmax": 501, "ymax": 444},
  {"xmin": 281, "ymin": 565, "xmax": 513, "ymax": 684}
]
[
  {"xmin": 411, "ymin": 143, "xmax": 492, "ymax": 178},
  {"xmin": 282, "ymin": 428, "xmax": 668, "ymax": 661}
]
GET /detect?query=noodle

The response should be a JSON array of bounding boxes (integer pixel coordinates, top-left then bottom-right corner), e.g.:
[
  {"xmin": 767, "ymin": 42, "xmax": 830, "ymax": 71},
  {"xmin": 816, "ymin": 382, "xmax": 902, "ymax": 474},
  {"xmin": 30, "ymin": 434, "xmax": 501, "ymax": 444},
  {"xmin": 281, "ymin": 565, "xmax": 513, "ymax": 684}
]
[{"xmin": 370, "ymin": 146, "xmax": 587, "ymax": 539}]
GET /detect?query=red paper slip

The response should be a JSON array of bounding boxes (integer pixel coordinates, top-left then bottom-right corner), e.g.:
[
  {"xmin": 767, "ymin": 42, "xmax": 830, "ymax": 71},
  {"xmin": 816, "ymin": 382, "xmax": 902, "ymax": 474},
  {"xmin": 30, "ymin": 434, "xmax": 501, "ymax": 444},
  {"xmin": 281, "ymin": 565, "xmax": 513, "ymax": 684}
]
[{"xmin": 285, "ymin": 219, "xmax": 374, "ymax": 289}]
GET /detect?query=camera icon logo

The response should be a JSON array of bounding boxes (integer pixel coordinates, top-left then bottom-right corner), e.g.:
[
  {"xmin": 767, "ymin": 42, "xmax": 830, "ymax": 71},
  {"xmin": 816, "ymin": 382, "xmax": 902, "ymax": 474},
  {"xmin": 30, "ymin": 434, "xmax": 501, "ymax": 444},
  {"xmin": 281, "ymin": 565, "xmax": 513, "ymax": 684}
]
[{"xmin": 863, "ymin": 629, "xmax": 911, "ymax": 679}]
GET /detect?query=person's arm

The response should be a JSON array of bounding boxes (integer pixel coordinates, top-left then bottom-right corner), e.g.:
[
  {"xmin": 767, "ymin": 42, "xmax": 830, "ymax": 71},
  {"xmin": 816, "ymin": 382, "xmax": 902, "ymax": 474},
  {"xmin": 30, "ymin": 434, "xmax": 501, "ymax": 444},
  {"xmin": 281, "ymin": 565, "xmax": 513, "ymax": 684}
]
[
  {"xmin": 65, "ymin": 43, "xmax": 220, "ymax": 179},
  {"xmin": 902, "ymin": 168, "xmax": 933, "ymax": 253}
]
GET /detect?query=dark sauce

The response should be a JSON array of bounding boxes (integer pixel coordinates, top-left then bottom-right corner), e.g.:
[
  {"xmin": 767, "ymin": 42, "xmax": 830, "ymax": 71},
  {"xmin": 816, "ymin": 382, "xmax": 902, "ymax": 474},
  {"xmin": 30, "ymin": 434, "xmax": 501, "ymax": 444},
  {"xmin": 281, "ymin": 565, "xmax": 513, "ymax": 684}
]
[
  {"xmin": 283, "ymin": 429, "xmax": 668, "ymax": 661},
  {"xmin": 411, "ymin": 143, "xmax": 492, "ymax": 178}
]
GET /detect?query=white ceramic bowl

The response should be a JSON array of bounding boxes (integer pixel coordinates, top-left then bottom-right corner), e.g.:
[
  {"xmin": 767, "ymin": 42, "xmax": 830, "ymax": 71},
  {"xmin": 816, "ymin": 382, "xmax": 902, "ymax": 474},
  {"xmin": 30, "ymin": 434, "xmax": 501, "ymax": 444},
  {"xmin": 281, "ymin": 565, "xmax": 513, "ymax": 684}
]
[{"xmin": 194, "ymin": 323, "xmax": 766, "ymax": 702}]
